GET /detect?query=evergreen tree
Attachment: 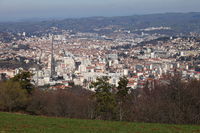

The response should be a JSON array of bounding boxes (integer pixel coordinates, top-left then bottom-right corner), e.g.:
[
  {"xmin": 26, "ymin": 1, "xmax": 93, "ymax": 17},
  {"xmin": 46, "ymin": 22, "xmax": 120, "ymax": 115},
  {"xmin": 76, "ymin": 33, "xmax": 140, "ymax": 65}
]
[
  {"xmin": 116, "ymin": 76, "xmax": 131, "ymax": 121},
  {"xmin": 11, "ymin": 71, "xmax": 34, "ymax": 94},
  {"xmin": 91, "ymin": 77, "xmax": 117, "ymax": 120}
]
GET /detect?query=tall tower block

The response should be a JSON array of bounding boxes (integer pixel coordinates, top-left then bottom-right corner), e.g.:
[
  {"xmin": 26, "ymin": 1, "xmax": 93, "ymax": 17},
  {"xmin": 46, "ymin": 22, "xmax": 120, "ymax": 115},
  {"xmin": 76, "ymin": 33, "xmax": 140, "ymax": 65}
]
[{"xmin": 50, "ymin": 35, "xmax": 56, "ymax": 78}]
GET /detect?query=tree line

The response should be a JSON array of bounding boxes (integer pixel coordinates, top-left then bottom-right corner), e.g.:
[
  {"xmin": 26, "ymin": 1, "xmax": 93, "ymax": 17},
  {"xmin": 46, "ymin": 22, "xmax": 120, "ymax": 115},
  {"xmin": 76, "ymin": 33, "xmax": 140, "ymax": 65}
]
[{"xmin": 0, "ymin": 71, "xmax": 200, "ymax": 124}]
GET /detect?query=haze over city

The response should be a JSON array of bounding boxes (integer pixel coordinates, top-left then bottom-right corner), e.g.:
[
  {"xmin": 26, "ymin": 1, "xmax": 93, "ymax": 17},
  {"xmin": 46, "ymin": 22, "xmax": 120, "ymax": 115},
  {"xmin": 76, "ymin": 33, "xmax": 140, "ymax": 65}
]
[{"xmin": 0, "ymin": 0, "xmax": 200, "ymax": 21}]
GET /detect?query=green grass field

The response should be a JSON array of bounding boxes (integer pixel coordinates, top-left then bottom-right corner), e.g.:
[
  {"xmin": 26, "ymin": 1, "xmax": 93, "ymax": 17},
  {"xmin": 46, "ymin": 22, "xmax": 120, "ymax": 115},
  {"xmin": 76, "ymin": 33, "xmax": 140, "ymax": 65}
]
[{"xmin": 0, "ymin": 112, "xmax": 200, "ymax": 133}]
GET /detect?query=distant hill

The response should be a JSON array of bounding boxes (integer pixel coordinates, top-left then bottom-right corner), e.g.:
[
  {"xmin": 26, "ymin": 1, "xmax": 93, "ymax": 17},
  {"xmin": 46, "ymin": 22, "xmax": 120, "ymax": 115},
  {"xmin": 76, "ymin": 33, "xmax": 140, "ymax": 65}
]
[
  {"xmin": 1, "ymin": 12, "xmax": 200, "ymax": 35},
  {"xmin": 0, "ymin": 112, "xmax": 200, "ymax": 133}
]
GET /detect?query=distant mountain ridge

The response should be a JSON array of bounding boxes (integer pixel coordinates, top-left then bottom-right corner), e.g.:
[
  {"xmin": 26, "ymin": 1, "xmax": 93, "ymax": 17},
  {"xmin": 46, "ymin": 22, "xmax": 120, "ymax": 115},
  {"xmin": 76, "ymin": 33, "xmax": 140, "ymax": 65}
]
[{"xmin": 0, "ymin": 12, "xmax": 200, "ymax": 35}]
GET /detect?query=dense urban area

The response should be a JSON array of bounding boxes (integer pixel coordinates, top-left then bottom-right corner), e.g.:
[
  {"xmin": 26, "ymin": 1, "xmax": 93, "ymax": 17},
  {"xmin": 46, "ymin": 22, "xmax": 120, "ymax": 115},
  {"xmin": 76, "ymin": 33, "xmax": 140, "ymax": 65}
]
[{"xmin": 1, "ymin": 24, "xmax": 200, "ymax": 89}]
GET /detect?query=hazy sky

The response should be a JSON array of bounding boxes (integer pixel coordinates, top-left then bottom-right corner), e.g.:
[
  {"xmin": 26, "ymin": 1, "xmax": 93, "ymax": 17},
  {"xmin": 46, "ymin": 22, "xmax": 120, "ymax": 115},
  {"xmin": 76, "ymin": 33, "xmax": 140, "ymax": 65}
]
[{"xmin": 0, "ymin": 0, "xmax": 200, "ymax": 21}]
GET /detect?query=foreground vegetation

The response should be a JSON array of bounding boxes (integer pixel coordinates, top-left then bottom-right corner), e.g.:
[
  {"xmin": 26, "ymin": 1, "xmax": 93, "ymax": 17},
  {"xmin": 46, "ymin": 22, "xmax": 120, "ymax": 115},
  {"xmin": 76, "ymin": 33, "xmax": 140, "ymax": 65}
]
[
  {"xmin": 0, "ymin": 112, "xmax": 200, "ymax": 133},
  {"xmin": 1, "ymin": 71, "xmax": 200, "ymax": 125}
]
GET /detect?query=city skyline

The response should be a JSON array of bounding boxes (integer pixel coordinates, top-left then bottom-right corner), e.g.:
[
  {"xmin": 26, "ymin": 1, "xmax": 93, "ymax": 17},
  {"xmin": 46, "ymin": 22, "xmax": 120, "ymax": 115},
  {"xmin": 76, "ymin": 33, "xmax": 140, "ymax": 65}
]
[{"xmin": 0, "ymin": 0, "xmax": 200, "ymax": 21}]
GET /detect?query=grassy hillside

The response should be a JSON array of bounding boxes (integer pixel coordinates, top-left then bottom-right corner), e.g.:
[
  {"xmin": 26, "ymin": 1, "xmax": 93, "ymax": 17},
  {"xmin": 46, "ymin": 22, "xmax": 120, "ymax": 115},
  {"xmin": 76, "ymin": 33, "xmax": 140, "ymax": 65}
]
[{"xmin": 0, "ymin": 112, "xmax": 200, "ymax": 133}]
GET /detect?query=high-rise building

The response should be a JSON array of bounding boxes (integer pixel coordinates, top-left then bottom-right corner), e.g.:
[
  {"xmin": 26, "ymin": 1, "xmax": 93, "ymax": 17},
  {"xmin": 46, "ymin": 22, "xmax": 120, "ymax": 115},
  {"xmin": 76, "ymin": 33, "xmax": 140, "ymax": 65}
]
[{"xmin": 50, "ymin": 35, "xmax": 56, "ymax": 78}]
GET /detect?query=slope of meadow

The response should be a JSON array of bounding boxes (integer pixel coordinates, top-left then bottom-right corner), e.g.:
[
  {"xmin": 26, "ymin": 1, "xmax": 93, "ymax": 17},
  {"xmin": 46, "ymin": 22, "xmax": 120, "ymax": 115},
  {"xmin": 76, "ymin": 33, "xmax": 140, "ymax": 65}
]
[{"xmin": 0, "ymin": 112, "xmax": 200, "ymax": 133}]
